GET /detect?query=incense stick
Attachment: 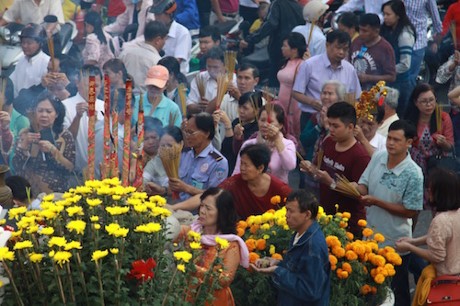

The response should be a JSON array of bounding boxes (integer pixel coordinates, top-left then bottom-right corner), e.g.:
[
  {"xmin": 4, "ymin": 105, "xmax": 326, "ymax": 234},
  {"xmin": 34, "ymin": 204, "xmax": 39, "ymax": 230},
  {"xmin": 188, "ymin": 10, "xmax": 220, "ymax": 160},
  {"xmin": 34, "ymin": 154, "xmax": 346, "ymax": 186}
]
[
  {"xmin": 436, "ymin": 104, "xmax": 442, "ymax": 133},
  {"xmin": 196, "ymin": 74, "xmax": 206, "ymax": 100},
  {"xmin": 308, "ymin": 21, "xmax": 316, "ymax": 46},
  {"xmin": 159, "ymin": 143, "xmax": 183, "ymax": 179},
  {"xmin": 224, "ymin": 51, "xmax": 237, "ymax": 81},
  {"xmin": 335, "ymin": 174, "xmax": 361, "ymax": 199},
  {"xmin": 296, "ymin": 151, "xmax": 305, "ymax": 161},
  {"xmin": 47, "ymin": 38, "xmax": 56, "ymax": 72},
  {"xmin": 215, "ymin": 74, "xmax": 229, "ymax": 109},
  {"xmin": 451, "ymin": 21, "xmax": 457, "ymax": 50},
  {"xmin": 178, "ymin": 83, "xmax": 187, "ymax": 116},
  {"xmin": 316, "ymin": 149, "xmax": 324, "ymax": 169}
]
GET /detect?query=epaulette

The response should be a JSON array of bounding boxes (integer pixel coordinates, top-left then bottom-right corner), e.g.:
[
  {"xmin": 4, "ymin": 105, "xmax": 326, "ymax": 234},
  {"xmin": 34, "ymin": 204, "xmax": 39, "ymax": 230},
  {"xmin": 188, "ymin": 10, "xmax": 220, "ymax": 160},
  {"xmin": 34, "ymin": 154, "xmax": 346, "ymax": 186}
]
[{"xmin": 209, "ymin": 151, "xmax": 223, "ymax": 161}]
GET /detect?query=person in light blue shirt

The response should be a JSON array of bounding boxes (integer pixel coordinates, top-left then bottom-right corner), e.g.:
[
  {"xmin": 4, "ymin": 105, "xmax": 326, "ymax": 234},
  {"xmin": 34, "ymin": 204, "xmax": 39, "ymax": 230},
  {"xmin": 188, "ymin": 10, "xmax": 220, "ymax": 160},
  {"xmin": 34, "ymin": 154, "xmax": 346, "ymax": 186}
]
[
  {"xmin": 132, "ymin": 65, "xmax": 182, "ymax": 127},
  {"xmin": 170, "ymin": 112, "xmax": 228, "ymax": 201}
]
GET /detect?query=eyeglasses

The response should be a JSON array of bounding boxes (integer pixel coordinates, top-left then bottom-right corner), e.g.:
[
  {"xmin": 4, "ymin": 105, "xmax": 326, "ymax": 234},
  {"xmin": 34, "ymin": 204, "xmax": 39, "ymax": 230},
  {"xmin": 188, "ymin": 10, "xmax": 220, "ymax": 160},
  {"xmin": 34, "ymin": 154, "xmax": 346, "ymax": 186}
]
[
  {"xmin": 183, "ymin": 129, "xmax": 200, "ymax": 136},
  {"xmin": 417, "ymin": 97, "xmax": 436, "ymax": 105}
]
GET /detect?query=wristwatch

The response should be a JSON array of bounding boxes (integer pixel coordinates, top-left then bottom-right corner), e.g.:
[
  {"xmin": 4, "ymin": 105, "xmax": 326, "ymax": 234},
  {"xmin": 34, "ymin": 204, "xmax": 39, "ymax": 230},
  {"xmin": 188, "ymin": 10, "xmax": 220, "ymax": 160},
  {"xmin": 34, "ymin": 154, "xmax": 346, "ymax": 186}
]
[{"xmin": 330, "ymin": 181, "xmax": 336, "ymax": 190}]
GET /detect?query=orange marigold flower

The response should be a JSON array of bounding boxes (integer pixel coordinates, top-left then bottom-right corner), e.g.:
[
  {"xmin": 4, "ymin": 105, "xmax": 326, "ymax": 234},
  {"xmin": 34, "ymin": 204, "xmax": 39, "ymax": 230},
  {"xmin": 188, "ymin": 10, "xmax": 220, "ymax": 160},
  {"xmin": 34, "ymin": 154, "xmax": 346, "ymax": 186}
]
[
  {"xmin": 271, "ymin": 253, "xmax": 283, "ymax": 260},
  {"xmin": 270, "ymin": 195, "xmax": 281, "ymax": 205},
  {"xmin": 237, "ymin": 227, "xmax": 245, "ymax": 237},
  {"xmin": 374, "ymin": 273, "xmax": 385, "ymax": 284},
  {"xmin": 245, "ymin": 239, "xmax": 256, "ymax": 252},
  {"xmin": 345, "ymin": 232, "xmax": 354, "ymax": 241},
  {"xmin": 256, "ymin": 239, "xmax": 266, "ymax": 251},
  {"xmin": 339, "ymin": 221, "xmax": 348, "ymax": 228},
  {"xmin": 326, "ymin": 236, "xmax": 341, "ymax": 248},
  {"xmin": 332, "ymin": 246, "xmax": 346, "ymax": 258},
  {"xmin": 360, "ymin": 284, "xmax": 372, "ymax": 295},
  {"xmin": 250, "ymin": 224, "xmax": 260, "ymax": 234},
  {"xmin": 345, "ymin": 250, "xmax": 358, "ymax": 261},
  {"xmin": 342, "ymin": 262, "xmax": 352, "ymax": 273},
  {"xmin": 336, "ymin": 268, "xmax": 349, "ymax": 279},
  {"xmin": 249, "ymin": 252, "xmax": 260, "ymax": 264},
  {"xmin": 372, "ymin": 255, "xmax": 386, "ymax": 267},
  {"xmin": 357, "ymin": 219, "xmax": 367, "ymax": 227},
  {"xmin": 331, "ymin": 264, "xmax": 337, "ymax": 271},
  {"xmin": 362, "ymin": 228, "xmax": 374, "ymax": 237},
  {"xmin": 237, "ymin": 220, "xmax": 248, "ymax": 230},
  {"xmin": 329, "ymin": 255, "xmax": 338, "ymax": 266},
  {"xmin": 373, "ymin": 233, "xmax": 385, "ymax": 243},
  {"xmin": 342, "ymin": 212, "xmax": 351, "ymax": 219},
  {"xmin": 371, "ymin": 286, "xmax": 377, "ymax": 295}
]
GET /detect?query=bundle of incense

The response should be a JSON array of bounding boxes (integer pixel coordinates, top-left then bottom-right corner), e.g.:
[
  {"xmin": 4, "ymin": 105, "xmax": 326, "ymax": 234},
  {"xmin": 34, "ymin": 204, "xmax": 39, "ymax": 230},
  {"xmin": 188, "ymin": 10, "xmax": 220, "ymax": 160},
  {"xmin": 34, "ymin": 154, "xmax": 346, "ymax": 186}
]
[
  {"xmin": 122, "ymin": 80, "xmax": 133, "ymax": 186},
  {"xmin": 102, "ymin": 75, "xmax": 111, "ymax": 179},
  {"xmin": 215, "ymin": 74, "xmax": 229, "ymax": 109},
  {"xmin": 451, "ymin": 22, "xmax": 457, "ymax": 50},
  {"xmin": 177, "ymin": 83, "xmax": 187, "ymax": 116},
  {"xmin": 436, "ymin": 104, "xmax": 442, "ymax": 133},
  {"xmin": 0, "ymin": 78, "xmax": 6, "ymax": 111},
  {"xmin": 249, "ymin": 94, "xmax": 260, "ymax": 121},
  {"xmin": 169, "ymin": 112, "xmax": 178, "ymax": 127},
  {"xmin": 262, "ymin": 87, "xmax": 274, "ymax": 123},
  {"xmin": 196, "ymin": 74, "xmax": 206, "ymax": 99},
  {"xmin": 335, "ymin": 174, "xmax": 361, "ymax": 199},
  {"xmin": 344, "ymin": 92, "xmax": 356, "ymax": 105},
  {"xmin": 47, "ymin": 38, "xmax": 56, "ymax": 72},
  {"xmin": 159, "ymin": 142, "xmax": 183, "ymax": 179},
  {"xmin": 110, "ymin": 89, "xmax": 119, "ymax": 178},
  {"xmin": 137, "ymin": 93, "xmax": 144, "ymax": 149},
  {"xmin": 224, "ymin": 51, "xmax": 237, "ymax": 81},
  {"xmin": 316, "ymin": 149, "xmax": 324, "ymax": 169},
  {"xmin": 296, "ymin": 151, "xmax": 305, "ymax": 161},
  {"xmin": 87, "ymin": 76, "xmax": 97, "ymax": 180}
]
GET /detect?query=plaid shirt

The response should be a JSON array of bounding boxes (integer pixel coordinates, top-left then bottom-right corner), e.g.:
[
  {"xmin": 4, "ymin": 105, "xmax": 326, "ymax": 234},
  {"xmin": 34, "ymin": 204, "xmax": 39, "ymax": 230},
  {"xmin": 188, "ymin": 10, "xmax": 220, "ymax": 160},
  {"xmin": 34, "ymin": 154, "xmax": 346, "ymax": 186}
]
[{"xmin": 404, "ymin": 0, "xmax": 442, "ymax": 50}]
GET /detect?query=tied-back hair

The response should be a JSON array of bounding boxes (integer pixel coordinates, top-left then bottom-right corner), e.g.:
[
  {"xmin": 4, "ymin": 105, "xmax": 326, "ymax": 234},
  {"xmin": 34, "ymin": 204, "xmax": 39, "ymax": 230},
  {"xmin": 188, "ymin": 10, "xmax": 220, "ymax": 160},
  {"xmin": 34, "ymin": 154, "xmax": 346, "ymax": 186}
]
[
  {"xmin": 34, "ymin": 91, "xmax": 66, "ymax": 138},
  {"xmin": 281, "ymin": 32, "xmax": 307, "ymax": 69},
  {"xmin": 428, "ymin": 168, "xmax": 460, "ymax": 212},
  {"xmin": 200, "ymin": 187, "xmax": 237, "ymax": 235},
  {"xmin": 84, "ymin": 11, "xmax": 107, "ymax": 45}
]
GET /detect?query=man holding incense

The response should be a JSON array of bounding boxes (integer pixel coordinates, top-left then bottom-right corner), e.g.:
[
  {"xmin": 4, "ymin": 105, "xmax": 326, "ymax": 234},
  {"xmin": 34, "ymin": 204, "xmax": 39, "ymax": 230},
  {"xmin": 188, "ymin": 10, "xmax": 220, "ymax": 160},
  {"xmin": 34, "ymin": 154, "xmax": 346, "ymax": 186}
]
[{"xmin": 354, "ymin": 120, "xmax": 423, "ymax": 306}]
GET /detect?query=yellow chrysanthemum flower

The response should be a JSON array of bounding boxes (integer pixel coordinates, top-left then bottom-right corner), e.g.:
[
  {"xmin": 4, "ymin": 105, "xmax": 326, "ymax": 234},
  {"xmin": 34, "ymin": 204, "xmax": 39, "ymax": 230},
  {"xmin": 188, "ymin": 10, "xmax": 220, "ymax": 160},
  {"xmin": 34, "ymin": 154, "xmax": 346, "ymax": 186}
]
[
  {"xmin": 110, "ymin": 248, "xmax": 119, "ymax": 254},
  {"xmin": 215, "ymin": 237, "xmax": 229, "ymax": 249},
  {"xmin": 269, "ymin": 244, "xmax": 276, "ymax": 255},
  {"xmin": 149, "ymin": 195, "xmax": 167, "ymax": 206},
  {"xmin": 11, "ymin": 230, "xmax": 23, "ymax": 238},
  {"xmin": 40, "ymin": 227, "xmax": 55, "ymax": 236},
  {"xmin": 133, "ymin": 204, "xmax": 148, "ymax": 213},
  {"xmin": 29, "ymin": 252, "xmax": 44, "ymax": 263},
  {"xmin": 112, "ymin": 195, "xmax": 121, "ymax": 201},
  {"xmin": 173, "ymin": 251, "xmax": 193, "ymax": 263},
  {"xmin": 74, "ymin": 186, "xmax": 93, "ymax": 194},
  {"xmin": 66, "ymin": 206, "xmax": 84, "ymax": 217},
  {"xmin": 0, "ymin": 219, "xmax": 6, "ymax": 225},
  {"xmin": 113, "ymin": 227, "xmax": 129, "ymax": 238},
  {"xmin": 64, "ymin": 241, "xmax": 83, "ymax": 251},
  {"xmin": 92, "ymin": 250, "xmax": 109, "ymax": 262},
  {"xmin": 94, "ymin": 224, "xmax": 101, "ymax": 230},
  {"xmin": 177, "ymin": 264, "xmax": 186, "ymax": 272},
  {"xmin": 13, "ymin": 240, "xmax": 34, "ymax": 250},
  {"xmin": 90, "ymin": 216, "xmax": 99, "ymax": 222},
  {"xmin": 105, "ymin": 223, "xmax": 121, "ymax": 235},
  {"xmin": 48, "ymin": 236, "xmax": 67, "ymax": 248},
  {"xmin": 8, "ymin": 206, "xmax": 28, "ymax": 220},
  {"xmin": 42, "ymin": 194, "xmax": 55, "ymax": 202},
  {"xmin": 0, "ymin": 247, "xmax": 15, "ymax": 261},
  {"xmin": 134, "ymin": 223, "xmax": 162, "ymax": 234},
  {"xmin": 66, "ymin": 220, "xmax": 86, "ymax": 235},
  {"xmin": 126, "ymin": 198, "xmax": 142, "ymax": 206},
  {"xmin": 150, "ymin": 206, "xmax": 172, "ymax": 218},
  {"xmin": 106, "ymin": 206, "xmax": 130, "ymax": 216},
  {"xmin": 190, "ymin": 242, "xmax": 202, "ymax": 250},
  {"xmin": 26, "ymin": 224, "xmax": 39, "ymax": 234},
  {"xmin": 53, "ymin": 251, "xmax": 72, "ymax": 267},
  {"xmin": 39, "ymin": 209, "xmax": 58, "ymax": 220},
  {"xmin": 86, "ymin": 198, "xmax": 102, "ymax": 207},
  {"xmin": 187, "ymin": 231, "xmax": 201, "ymax": 242}
]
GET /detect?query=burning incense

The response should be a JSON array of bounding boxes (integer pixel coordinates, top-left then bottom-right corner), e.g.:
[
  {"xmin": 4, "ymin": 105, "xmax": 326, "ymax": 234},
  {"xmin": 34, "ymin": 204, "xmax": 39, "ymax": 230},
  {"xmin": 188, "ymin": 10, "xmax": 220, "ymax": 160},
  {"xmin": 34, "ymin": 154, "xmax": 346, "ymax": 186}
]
[
  {"xmin": 110, "ymin": 89, "xmax": 119, "ymax": 178},
  {"xmin": 178, "ymin": 83, "xmax": 187, "ymax": 116},
  {"xmin": 316, "ymin": 149, "xmax": 324, "ymax": 169},
  {"xmin": 102, "ymin": 75, "xmax": 111, "ymax": 179},
  {"xmin": 215, "ymin": 74, "xmax": 229, "ymax": 110},
  {"xmin": 308, "ymin": 21, "xmax": 316, "ymax": 46},
  {"xmin": 47, "ymin": 38, "xmax": 56, "ymax": 72},
  {"xmin": 262, "ymin": 87, "xmax": 275, "ymax": 123},
  {"xmin": 137, "ymin": 93, "xmax": 144, "ymax": 148},
  {"xmin": 436, "ymin": 104, "xmax": 442, "ymax": 133},
  {"xmin": 296, "ymin": 151, "xmax": 305, "ymax": 161},
  {"xmin": 0, "ymin": 78, "xmax": 6, "ymax": 111},
  {"xmin": 122, "ymin": 80, "xmax": 133, "ymax": 186},
  {"xmin": 224, "ymin": 51, "xmax": 237, "ymax": 81},
  {"xmin": 196, "ymin": 74, "xmax": 206, "ymax": 100},
  {"xmin": 335, "ymin": 174, "xmax": 361, "ymax": 199},
  {"xmin": 159, "ymin": 142, "xmax": 183, "ymax": 179},
  {"xmin": 451, "ymin": 22, "xmax": 457, "ymax": 50},
  {"xmin": 87, "ymin": 76, "xmax": 97, "ymax": 180}
]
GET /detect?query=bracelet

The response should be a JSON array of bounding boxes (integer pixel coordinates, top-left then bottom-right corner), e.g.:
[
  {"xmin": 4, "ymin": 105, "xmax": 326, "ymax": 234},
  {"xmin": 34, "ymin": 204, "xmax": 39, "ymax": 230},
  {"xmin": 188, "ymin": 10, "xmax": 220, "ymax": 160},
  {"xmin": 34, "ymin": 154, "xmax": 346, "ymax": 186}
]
[{"xmin": 225, "ymin": 127, "xmax": 232, "ymax": 131}]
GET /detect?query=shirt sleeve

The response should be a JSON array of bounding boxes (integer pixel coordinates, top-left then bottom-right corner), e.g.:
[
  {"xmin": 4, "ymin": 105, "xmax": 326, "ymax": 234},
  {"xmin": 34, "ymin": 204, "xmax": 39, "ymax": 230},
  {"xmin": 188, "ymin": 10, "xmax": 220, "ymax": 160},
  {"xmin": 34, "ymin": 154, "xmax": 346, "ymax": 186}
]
[
  {"xmin": 401, "ymin": 166, "xmax": 423, "ymax": 210},
  {"xmin": 278, "ymin": 138, "xmax": 296, "ymax": 171},
  {"xmin": 2, "ymin": 1, "xmax": 20, "ymax": 23},
  {"xmin": 104, "ymin": 7, "xmax": 130, "ymax": 35},
  {"xmin": 396, "ymin": 29, "xmax": 415, "ymax": 74},
  {"xmin": 173, "ymin": 28, "xmax": 192, "ymax": 62},
  {"xmin": 428, "ymin": 0, "xmax": 443, "ymax": 35},
  {"xmin": 426, "ymin": 213, "xmax": 451, "ymax": 263},
  {"xmin": 292, "ymin": 61, "xmax": 309, "ymax": 94},
  {"xmin": 336, "ymin": 0, "xmax": 364, "ymax": 14},
  {"xmin": 358, "ymin": 151, "xmax": 380, "ymax": 187},
  {"xmin": 50, "ymin": 0, "xmax": 65, "ymax": 24},
  {"xmin": 83, "ymin": 34, "xmax": 101, "ymax": 63},
  {"xmin": 441, "ymin": 5, "xmax": 454, "ymax": 36},
  {"xmin": 208, "ymin": 157, "xmax": 229, "ymax": 187},
  {"xmin": 441, "ymin": 111, "xmax": 454, "ymax": 145},
  {"xmin": 435, "ymin": 55, "xmax": 455, "ymax": 84},
  {"xmin": 186, "ymin": 76, "xmax": 200, "ymax": 105}
]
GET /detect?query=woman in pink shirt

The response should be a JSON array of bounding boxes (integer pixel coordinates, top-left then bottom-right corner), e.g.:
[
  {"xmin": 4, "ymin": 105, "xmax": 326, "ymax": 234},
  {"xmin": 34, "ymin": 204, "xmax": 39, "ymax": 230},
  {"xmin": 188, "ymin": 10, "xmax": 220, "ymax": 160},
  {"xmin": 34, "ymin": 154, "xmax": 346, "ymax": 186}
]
[{"xmin": 233, "ymin": 104, "xmax": 297, "ymax": 184}]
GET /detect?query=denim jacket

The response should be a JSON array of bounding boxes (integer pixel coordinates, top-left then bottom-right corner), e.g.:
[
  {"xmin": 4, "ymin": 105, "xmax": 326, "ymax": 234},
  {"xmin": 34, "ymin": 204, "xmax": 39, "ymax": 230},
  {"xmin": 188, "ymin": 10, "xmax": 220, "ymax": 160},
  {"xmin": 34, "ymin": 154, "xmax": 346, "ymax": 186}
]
[{"xmin": 272, "ymin": 221, "xmax": 330, "ymax": 306}]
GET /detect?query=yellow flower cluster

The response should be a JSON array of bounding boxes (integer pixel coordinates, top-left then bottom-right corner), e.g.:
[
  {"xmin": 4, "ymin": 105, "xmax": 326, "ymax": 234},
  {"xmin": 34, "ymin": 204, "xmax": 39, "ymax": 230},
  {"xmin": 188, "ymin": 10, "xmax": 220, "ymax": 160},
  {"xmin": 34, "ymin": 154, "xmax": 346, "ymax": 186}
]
[{"xmin": 173, "ymin": 251, "xmax": 193, "ymax": 263}]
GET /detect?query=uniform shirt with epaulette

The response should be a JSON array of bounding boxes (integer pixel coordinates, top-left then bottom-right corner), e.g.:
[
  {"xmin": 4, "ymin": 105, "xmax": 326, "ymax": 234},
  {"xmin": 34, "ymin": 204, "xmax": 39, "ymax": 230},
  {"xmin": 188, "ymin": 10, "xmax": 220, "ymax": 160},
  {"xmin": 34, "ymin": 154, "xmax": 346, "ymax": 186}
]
[{"xmin": 178, "ymin": 143, "xmax": 229, "ymax": 201}]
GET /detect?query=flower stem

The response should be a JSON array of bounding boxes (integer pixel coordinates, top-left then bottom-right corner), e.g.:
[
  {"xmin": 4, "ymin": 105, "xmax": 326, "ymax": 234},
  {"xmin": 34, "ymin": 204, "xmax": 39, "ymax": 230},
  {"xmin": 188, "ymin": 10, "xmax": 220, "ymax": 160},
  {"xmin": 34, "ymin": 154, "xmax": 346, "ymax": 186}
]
[
  {"xmin": 52, "ymin": 262, "xmax": 66, "ymax": 304},
  {"xmin": 75, "ymin": 252, "xmax": 89, "ymax": 304},
  {"xmin": 66, "ymin": 262, "xmax": 76, "ymax": 303},
  {"xmin": 114, "ymin": 258, "xmax": 120, "ymax": 306},
  {"xmin": 2, "ymin": 262, "xmax": 24, "ymax": 306},
  {"xmin": 95, "ymin": 261, "xmax": 105, "ymax": 306},
  {"xmin": 161, "ymin": 268, "xmax": 177, "ymax": 306}
]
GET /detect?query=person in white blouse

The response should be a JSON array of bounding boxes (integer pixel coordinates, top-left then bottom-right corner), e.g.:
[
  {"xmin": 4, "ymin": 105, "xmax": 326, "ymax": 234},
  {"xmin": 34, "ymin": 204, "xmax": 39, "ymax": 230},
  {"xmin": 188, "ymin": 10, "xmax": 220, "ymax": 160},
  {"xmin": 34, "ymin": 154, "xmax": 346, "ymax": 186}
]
[
  {"xmin": 0, "ymin": 0, "xmax": 64, "ymax": 26},
  {"xmin": 336, "ymin": 0, "xmax": 390, "ymax": 22}
]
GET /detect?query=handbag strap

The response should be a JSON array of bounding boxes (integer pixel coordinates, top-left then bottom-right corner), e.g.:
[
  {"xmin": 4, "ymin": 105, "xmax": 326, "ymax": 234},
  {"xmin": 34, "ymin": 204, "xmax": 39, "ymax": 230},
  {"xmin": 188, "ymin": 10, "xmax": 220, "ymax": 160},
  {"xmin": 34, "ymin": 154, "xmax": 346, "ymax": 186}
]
[{"xmin": 286, "ymin": 61, "xmax": 302, "ymax": 114}]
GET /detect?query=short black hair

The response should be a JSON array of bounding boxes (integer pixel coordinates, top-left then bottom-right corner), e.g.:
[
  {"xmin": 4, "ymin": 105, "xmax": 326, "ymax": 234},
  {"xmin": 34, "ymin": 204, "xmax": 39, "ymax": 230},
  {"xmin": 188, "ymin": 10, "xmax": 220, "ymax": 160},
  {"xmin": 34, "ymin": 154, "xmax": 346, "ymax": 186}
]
[
  {"xmin": 162, "ymin": 125, "xmax": 183, "ymax": 143},
  {"xmin": 429, "ymin": 168, "xmax": 460, "ymax": 212},
  {"xmin": 259, "ymin": 103, "xmax": 286, "ymax": 128},
  {"xmin": 144, "ymin": 20, "xmax": 169, "ymax": 41},
  {"xmin": 200, "ymin": 187, "xmax": 237, "ymax": 234},
  {"xmin": 388, "ymin": 119, "xmax": 416, "ymax": 140},
  {"xmin": 327, "ymin": 101, "xmax": 357, "ymax": 126},
  {"xmin": 238, "ymin": 91, "xmax": 263, "ymax": 108},
  {"xmin": 338, "ymin": 12, "xmax": 359, "ymax": 31},
  {"xmin": 205, "ymin": 46, "xmax": 225, "ymax": 64},
  {"xmin": 326, "ymin": 30, "xmax": 351, "ymax": 46},
  {"xmin": 78, "ymin": 64, "xmax": 103, "ymax": 80},
  {"xmin": 239, "ymin": 143, "xmax": 271, "ymax": 173},
  {"xmin": 359, "ymin": 13, "xmax": 381, "ymax": 29},
  {"xmin": 144, "ymin": 117, "xmax": 164, "ymax": 137},
  {"xmin": 188, "ymin": 112, "xmax": 215, "ymax": 140},
  {"xmin": 237, "ymin": 63, "xmax": 259, "ymax": 79},
  {"xmin": 199, "ymin": 25, "xmax": 221, "ymax": 42},
  {"xmin": 286, "ymin": 190, "xmax": 319, "ymax": 219},
  {"xmin": 5, "ymin": 176, "xmax": 32, "ymax": 202}
]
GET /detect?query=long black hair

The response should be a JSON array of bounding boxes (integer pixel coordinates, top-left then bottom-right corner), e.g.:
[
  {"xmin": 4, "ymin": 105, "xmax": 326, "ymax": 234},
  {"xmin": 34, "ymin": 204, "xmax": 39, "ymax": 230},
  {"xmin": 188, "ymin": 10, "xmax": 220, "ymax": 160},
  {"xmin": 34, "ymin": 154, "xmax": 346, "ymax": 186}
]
[
  {"xmin": 34, "ymin": 91, "xmax": 66, "ymax": 138},
  {"xmin": 380, "ymin": 0, "xmax": 416, "ymax": 48},
  {"xmin": 404, "ymin": 83, "xmax": 438, "ymax": 134},
  {"xmin": 200, "ymin": 187, "xmax": 237, "ymax": 235},
  {"xmin": 281, "ymin": 32, "xmax": 307, "ymax": 69},
  {"xmin": 84, "ymin": 11, "xmax": 107, "ymax": 45}
]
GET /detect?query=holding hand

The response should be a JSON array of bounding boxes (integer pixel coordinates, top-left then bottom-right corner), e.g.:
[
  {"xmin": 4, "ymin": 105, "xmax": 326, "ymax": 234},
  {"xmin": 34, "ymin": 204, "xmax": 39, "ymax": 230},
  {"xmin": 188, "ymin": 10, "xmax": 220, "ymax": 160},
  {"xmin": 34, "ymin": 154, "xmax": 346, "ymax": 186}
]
[
  {"xmin": 38, "ymin": 140, "xmax": 55, "ymax": 153},
  {"xmin": 234, "ymin": 123, "xmax": 244, "ymax": 140},
  {"xmin": 76, "ymin": 102, "xmax": 89, "ymax": 118},
  {"xmin": 0, "ymin": 111, "xmax": 11, "ymax": 129},
  {"xmin": 169, "ymin": 178, "xmax": 190, "ymax": 194}
]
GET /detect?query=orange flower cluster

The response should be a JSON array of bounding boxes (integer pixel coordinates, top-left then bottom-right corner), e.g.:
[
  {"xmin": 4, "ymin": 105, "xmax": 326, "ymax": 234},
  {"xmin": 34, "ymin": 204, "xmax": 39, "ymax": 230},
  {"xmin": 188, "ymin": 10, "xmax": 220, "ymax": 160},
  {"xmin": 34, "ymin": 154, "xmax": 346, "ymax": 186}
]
[{"xmin": 355, "ymin": 81, "xmax": 386, "ymax": 121}]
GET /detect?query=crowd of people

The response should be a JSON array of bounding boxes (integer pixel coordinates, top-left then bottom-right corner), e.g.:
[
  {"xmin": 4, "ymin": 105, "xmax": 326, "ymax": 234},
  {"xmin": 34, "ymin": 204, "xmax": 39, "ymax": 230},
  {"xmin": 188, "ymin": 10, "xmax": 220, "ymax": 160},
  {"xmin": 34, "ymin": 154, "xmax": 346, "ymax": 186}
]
[{"xmin": 1, "ymin": 0, "xmax": 460, "ymax": 305}]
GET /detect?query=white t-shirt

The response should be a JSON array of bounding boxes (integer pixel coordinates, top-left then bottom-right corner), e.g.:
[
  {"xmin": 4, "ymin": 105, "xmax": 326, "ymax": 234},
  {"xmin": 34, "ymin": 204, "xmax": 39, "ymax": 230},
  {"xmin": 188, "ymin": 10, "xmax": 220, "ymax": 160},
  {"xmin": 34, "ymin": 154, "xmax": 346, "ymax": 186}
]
[
  {"xmin": 3, "ymin": 0, "xmax": 64, "ymax": 24},
  {"xmin": 163, "ymin": 21, "xmax": 192, "ymax": 74},
  {"xmin": 370, "ymin": 132, "xmax": 387, "ymax": 153},
  {"xmin": 62, "ymin": 93, "xmax": 104, "ymax": 172},
  {"xmin": 10, "ymin": 51, "xmax": 50, "ymax": 97},
  {"xmin": 292, "ymin": 23, "xmax": 327, "ymax": 57}
]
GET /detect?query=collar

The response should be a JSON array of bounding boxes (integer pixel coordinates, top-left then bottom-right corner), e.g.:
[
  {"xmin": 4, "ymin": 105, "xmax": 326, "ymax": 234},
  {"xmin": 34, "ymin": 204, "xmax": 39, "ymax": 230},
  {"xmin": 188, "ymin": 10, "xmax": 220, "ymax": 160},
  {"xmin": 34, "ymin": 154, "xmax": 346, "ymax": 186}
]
[
  {"xmin": 26, "ymin": 50, "xmax": 45, "ymax": 63},
  {"xmin": 323, "ymin": 53, "xmax": 342, "ymax": 70},
  {"xmin": 290, "ymin": 221, "xmax": 320, "ymax": 247},
  {"xmin": 139, "ymin": 40, "xmax": 160, "ymax": 55},
  {"xmin": 145, "ymin": 93, "xmax": 168, "ymax": 109},
  {"xmin": 194, "ymin": 142, "xmax": 214, "ymax": 158},
  {"xmin": 379, "ymin": 151, "xmax": 412, "ymax": 176},
  {"xmin": 167, "ymin": 21, "xmax": 178, "ymax": 39}
]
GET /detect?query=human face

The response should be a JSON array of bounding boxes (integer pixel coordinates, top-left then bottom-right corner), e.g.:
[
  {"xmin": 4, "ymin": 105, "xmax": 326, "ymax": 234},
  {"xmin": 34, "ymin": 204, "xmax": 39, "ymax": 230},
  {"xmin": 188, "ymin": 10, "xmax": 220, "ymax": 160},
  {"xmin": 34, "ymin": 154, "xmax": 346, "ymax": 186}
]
[
  {"xmin": 327, "ymin": 117, "xmax": 354, "ymax": 142},
  {"xmin": 338, "ymin": 22, "xmax": 353, "ymax": 38},
  {"xmin": 183, "ymin": 117, "xmax": 208, "ymax": 149},
  {"xmin": 320, "ymin": 84, "xmax": 339, "ymax": 108},
  {"xmin": 386, "ymin": 129, "xmax": 412, "ymax": 156},
  {"xmin": 159, "ymin": 133, "xmax": 178, "ymax": 148},
  {"xmin": 144, "ymin": 131, "xmax": 160, "ymax": 156},
  {"xmin": 78, "ymin": 75, "xmax": 102, "ymax": 101},
  {"xmin": 415, "ymin": 90, "xmax": 436, "ymax": 117},
  {"xmin": 326, "ymin": 40, "xmax": 349, "ymax": 65},
  {"xmin": 103, "ymin": 68, "xmax": 123, "ymax": 87},
  {"xmin": 359, "ymin": 25, "xmax": 379, "ymax": 44},
  {"xmin": 383, "ymin": 5, "xmax": 399, "ymax": 29},
  {"xmin": 237, "ymin": 69, "xmax": 258, "ymax": 94},
  {"xmin": 199, "ymin": 36, "xmax": 217, "ymax": 54},
  {"xmin": 153, "ymin": 35, "xmax": 167, "ymax": 51},
  {"xmin": 85, "ymin": 22, "xmax": 94, "ymax": 35},
  {"xmin": 239, "ymin": 154, "xmax": 263, "ymax": 181},
  {"xmin": 154, "ymin": 13, "xmax": 172, "ymax": 26},
  {"xmin": 358, "ymin": 117, "xmax": 378, "ymax": 141},
  {"xmin": 198, "ymin": 195, "xmax": 218, "ymax": 228},
  {"xmin": 147, "ymin": 85, "xmax": 164, "ymax": 101},
  {"xmin": 206, "ymin": 58, "xmax": 225, "ymax": 80},
  {"xmin": 21, "ymin": 38, "xmax": 40, "ymax": 57},
  {"xmin": 238, "ymin": 102, "xmax": 256, "ymax": 123},
  {"xmin": 285, "ymin": 200, "xmax": 309, "ymax": 232},
  {"xmin": 258, "ymin": 110, "xmax": 282, "ymax": 138},
  {"xmin": 281, "ymin": 40, "xmax": 295, "ymax": 59},
  {"xmin": 36, "ymin": 100, "xmax": 57, "ymax": 129}
]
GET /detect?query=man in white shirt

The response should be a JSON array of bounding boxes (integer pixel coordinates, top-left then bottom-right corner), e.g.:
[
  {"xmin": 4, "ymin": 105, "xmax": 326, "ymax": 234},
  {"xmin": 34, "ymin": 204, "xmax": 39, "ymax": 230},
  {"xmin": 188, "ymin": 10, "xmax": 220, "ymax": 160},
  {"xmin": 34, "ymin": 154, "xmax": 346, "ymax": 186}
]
[
  {"xmin": 10, "ymin": 23, "xmax": 49, "ymax": 97},
  {"xmin": 119, "ymin": 21, "xmax": 168, "ymax": 91},
  {"xmin": 377, "ymin": 86, "xmax": 399, "ymax": 137},
  {"xmin": 336, "ymin": 0, "xmax": 389, "ymax": 22},
  {"xmin": 0, "ymin": 0, "xmax": 64, "ymax": 26},
  {"xmin": 292, "ymin": 0, "xmax": 328, "ymax": 57},
  {"xmin": 150, "ymin": 0, "xmax": 192, "ymax": 74},
  {"xmin": 62, "ymin": 65, "xmax": 104, "ymax": 173}
]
